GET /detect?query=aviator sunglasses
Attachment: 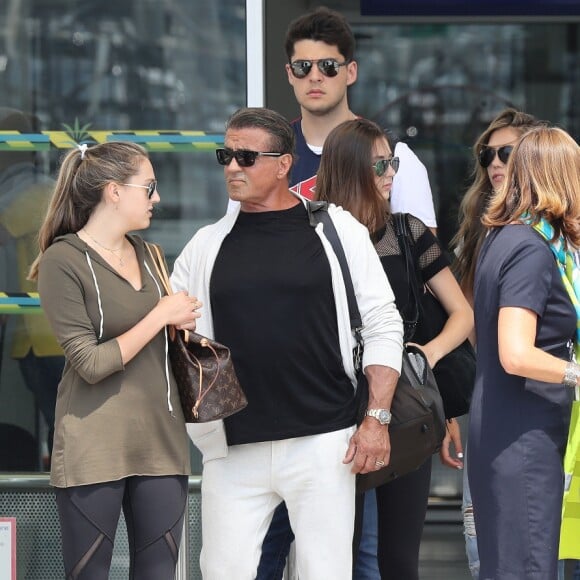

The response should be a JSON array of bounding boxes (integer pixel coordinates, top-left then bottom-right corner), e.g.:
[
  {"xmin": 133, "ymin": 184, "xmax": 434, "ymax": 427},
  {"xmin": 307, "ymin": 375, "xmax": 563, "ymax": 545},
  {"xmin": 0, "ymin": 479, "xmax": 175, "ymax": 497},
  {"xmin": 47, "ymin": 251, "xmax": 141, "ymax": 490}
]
[
  {"xmin": 372, "ymin": 156, "xmax": 400, "ymax": 177},
  {"xmin": 122, "ymin": 180, "xmax": 157, "ymax": 199},
  {"xmin": 478, "ymin": 145, "xmax": 513, "ymax": 168},
  {"xmin": 289, "ymin": 58, "xmax": 349, "ymax": 79},
  {"xmin": 216, "ymin": 148, "xmax": 283, "ymax": 167}
]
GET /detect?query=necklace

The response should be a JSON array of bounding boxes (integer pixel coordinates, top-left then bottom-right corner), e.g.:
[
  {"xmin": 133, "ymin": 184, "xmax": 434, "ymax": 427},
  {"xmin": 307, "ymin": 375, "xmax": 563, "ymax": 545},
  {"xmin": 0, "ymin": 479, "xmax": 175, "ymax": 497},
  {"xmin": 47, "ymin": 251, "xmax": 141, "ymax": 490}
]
[{"xmin": 82, "ymin": 228, "xmax": 126, "ymax": 267}]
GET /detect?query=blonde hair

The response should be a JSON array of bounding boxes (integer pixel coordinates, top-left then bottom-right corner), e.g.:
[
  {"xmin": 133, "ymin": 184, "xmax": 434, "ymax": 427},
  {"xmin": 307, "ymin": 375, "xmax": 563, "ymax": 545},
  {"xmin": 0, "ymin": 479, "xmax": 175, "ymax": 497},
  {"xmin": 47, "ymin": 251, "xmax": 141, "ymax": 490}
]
[
  {"xmin": 28, "ymin": 141, "xmax": 148, "ymax": 280},
  {"xmin": 483, "ymin": 126, "xmax": 580, "ymax": 246}
]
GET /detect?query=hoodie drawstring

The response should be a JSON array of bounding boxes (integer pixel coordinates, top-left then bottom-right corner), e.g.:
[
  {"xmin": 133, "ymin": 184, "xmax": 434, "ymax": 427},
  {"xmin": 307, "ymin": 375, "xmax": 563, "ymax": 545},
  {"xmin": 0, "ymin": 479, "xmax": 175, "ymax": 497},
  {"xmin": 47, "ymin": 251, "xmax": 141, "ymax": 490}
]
[
  {"xmin": 85, "ymin": 252, "xmax": 104, "ymax": 340},
  {"xmin": 144, "ymin": 260, "xmax": 174, "ymax": 415}
]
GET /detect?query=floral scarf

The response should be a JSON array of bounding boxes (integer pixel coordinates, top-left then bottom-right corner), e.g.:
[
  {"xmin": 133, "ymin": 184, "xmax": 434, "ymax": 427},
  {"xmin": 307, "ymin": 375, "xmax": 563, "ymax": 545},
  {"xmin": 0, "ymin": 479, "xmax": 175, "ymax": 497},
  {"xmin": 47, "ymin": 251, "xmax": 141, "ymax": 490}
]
[{"xmin": 527, "ymin": 216, "xmax": 580, "ymax": 360}]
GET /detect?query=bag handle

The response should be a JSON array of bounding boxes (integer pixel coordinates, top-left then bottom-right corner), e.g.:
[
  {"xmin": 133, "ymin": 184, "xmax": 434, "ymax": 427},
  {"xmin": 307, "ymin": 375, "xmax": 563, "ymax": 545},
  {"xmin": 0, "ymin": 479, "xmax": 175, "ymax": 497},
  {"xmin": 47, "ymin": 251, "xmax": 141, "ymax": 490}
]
[
  {"xmin": 307, "ymin": 200, "xmax": 363, "ymax": 372},
  {"xmin": 146, "ymin": 243, "xmax": 225, "ymax": 419},
  {"xmin": 146, "ymin": 242, "xmax": 172, "ymax": 295},
  {"xmin": 145, "ymin": 243, "xmax": 188, "ymax": 342},
  {"xmin": 393, "ymin": 213, "xmax": 421, "ymax": 342}
]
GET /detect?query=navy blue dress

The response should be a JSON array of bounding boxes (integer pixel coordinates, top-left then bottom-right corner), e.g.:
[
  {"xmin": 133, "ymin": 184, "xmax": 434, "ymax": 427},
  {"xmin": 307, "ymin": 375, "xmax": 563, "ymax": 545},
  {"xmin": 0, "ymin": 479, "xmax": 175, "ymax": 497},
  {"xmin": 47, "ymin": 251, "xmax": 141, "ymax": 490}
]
[{"xmin": 469, "ymin": 225, "xmax": 574, "ymax": 580}]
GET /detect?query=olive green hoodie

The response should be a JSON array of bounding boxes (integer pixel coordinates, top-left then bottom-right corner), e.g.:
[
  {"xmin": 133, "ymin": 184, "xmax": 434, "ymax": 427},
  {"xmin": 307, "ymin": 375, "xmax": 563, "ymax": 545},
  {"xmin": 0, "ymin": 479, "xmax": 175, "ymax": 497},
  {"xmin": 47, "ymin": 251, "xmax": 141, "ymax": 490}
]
[{"xmin": 38, "ymin": 233, "xmax": 190, "ymax": 487}]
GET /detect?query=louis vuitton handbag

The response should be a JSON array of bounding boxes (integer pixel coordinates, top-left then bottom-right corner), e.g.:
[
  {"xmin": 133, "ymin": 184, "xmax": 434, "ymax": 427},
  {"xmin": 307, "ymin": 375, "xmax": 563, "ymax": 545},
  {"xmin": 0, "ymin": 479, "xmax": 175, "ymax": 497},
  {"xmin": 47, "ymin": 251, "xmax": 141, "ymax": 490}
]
[{"xmin": 146, "ymin": 243, "xmax": 247, "ymax": 422}]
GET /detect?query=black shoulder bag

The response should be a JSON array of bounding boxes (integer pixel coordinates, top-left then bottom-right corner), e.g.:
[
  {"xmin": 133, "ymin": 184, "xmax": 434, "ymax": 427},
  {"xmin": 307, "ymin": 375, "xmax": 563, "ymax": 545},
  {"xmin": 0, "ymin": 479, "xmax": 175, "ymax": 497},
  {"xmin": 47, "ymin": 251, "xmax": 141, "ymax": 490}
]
[
  {"xmin": 307, "ymin": 202, "xmax": 446, "ymax": 493},
  {"xmin": 394, "ymin": 213, "xmax": 476, "ymax": 418}
]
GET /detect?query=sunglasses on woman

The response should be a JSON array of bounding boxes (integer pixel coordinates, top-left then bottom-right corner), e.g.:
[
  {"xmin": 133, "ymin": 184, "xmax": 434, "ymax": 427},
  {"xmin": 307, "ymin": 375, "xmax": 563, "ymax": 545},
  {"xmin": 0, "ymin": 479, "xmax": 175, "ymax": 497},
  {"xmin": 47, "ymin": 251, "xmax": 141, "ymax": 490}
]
[
  {"xmin": 478, "ymin": 145, "xmax": 513, "ymax": 168},
  {"xmin": 122, "ymin": 180, "xmax": 158, "ymax": 199},
  {"xmin": 216, "ymin": 148, "xmax": 283, "ymax": 167},
  {"xmin": 289, "ymin": 58, "xmax": 349, "ymax": 79},
  {"xmin": 372, "ymin": 156, "xmax": 400, "ymax": 177}
]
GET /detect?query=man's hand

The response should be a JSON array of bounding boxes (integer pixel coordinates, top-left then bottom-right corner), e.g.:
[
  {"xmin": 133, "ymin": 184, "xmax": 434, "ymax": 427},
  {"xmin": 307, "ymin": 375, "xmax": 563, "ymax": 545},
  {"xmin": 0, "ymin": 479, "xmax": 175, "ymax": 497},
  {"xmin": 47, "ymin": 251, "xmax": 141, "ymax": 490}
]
[
  {"xmin": 343, "ymin": 364, "xmax": 399, "ymax": 473},
  {"xmin": 343, "ymin": 417, "xmax": 390, "ymax": 474}
]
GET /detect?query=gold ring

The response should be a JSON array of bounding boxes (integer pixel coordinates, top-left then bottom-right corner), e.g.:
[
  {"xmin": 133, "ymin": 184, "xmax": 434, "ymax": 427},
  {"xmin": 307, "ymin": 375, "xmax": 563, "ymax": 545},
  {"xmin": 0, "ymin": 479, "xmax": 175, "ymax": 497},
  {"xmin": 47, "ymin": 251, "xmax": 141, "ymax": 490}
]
[{"xmin": 375, "ymin": 460, "xmax": 385, "ymax": 467}]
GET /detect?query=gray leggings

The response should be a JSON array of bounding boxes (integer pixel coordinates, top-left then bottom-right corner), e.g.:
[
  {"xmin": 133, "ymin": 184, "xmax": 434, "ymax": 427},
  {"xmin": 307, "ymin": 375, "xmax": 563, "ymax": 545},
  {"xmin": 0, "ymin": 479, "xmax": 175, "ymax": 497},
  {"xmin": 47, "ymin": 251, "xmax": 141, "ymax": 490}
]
[{"xmin": 56, "ymin": 475, "xmax": 188, "ymax": 580}]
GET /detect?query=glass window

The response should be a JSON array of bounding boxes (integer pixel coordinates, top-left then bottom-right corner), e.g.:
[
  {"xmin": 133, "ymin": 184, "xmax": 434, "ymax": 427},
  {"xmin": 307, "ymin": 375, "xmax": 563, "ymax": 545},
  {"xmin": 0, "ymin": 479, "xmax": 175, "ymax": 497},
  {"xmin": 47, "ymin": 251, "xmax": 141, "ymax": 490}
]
[
  {"xmin": 348, "ymin": 20, "xmax": 580, "ymax": 247},
  {"xmin": 0, "ymin": 0, "xmax": 246, "ymax": 471}
]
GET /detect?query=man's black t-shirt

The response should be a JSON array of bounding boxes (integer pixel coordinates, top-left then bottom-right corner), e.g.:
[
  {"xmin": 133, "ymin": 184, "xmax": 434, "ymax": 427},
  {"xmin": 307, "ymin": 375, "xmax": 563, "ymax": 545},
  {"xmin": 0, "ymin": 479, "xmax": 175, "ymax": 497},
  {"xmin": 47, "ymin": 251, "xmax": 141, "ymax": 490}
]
[{"xmin": 210, "ymin": 203, "xmax": 355, "ymax": 445}]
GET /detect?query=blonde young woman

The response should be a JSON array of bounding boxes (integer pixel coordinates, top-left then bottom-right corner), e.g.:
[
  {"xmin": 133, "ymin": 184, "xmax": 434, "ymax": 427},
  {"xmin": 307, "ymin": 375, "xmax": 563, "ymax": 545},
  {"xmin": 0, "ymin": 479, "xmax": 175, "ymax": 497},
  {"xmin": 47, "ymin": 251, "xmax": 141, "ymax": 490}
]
[
  {"xmin": 469, "ymin": 126, "xmax": 580, "ymax": 579},
  {"xmin": 29, "ymin": 142, "xmax": 200, "ymax": 579},
  {"xmin": 316, "ymin": 118, "xmax": 473, "ymax": 579}
]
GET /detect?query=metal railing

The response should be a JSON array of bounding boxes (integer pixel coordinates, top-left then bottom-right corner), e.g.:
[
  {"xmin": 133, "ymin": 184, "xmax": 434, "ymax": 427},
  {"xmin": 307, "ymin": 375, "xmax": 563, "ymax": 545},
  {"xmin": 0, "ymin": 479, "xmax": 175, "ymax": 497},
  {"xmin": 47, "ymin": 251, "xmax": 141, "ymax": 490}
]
[{"xmin": 0, "ymin": 474, "xmax": 202, "ymax": 579}]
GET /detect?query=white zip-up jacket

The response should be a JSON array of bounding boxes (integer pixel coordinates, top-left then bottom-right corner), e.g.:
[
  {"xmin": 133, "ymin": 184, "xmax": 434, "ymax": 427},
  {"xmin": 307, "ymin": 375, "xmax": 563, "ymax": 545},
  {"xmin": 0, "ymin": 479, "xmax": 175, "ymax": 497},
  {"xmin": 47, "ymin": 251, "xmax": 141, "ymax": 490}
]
[{"xmin": 171, "ymin": 197, "xmax": 403, "ymax": 462}]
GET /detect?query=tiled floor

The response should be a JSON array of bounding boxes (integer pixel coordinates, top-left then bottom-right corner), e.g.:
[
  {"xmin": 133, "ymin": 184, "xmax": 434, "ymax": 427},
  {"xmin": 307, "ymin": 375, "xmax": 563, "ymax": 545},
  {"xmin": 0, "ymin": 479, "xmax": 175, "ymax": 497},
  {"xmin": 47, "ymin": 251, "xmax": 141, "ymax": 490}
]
[
  {"xmin": 282, "ymin": 502, "xmax": 472, "ymax": 579},
  {"xmin": 419, "ymin": 522, "xmax": 472, "ymax": 579},
  {"xmin": 419, "ymin": 501, "xmax": 472, "ymax": 580}
]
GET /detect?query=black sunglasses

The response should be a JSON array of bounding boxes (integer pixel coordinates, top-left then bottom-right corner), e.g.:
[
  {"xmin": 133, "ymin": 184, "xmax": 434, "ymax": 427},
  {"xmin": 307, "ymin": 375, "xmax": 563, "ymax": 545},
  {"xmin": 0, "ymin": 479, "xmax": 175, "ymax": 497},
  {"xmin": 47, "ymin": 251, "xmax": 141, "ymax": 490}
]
[
  {"xmin": 216, "ymin": 148, "xmax": 283, "ymax": 167},
  {"xmin": 478, "ymin": 145, "xmax": 513, "ymax": 168},
  {"xmin": 289, "ymin": 58, "xmax": 349, "ymax": 79},
  {"xmin": 372, "ymin": 156, "xmax": 400, "ymax": 177},
  {"xmin": 122, "ymin": 180, "xmax": 157, "ymax": 199}
]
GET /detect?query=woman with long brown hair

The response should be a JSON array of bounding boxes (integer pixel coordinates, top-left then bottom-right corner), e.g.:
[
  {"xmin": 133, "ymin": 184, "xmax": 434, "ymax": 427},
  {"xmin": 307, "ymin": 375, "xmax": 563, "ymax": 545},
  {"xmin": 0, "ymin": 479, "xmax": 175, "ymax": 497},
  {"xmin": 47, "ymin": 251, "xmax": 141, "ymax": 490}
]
[
  {"xmin": 316, "ymin": 118, "xmax": 473, "ymax": 579},
  {"xmin": 453, "ymin": 108, "xmax": 546, "ymax": 302},
  {"xmin": 451, "ymin": 108, "xmax": 546, "ymax": 578}
]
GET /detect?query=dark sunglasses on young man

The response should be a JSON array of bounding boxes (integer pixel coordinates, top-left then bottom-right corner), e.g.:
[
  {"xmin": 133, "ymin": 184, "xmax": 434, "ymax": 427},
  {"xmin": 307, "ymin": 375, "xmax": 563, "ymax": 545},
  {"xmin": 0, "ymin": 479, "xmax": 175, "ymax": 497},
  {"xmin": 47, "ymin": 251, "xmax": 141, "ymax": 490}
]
[
  {"xmin": 372, "ymin": 156, "xmax": 400, "ymax": 177},
  {"xmin": 478, "ymin": 145, "xmax": 513, "ymax": 168},
  {"xmin": 122, "ymin": 180, "xmax": 157, "ymax": 199},
  {"xmin": 289, "ymin": 58, "xmax": 349, "ymax": 79},
  {"xmin": 216, "ymin": 148, "xmax": 283, "ymax": 167}
]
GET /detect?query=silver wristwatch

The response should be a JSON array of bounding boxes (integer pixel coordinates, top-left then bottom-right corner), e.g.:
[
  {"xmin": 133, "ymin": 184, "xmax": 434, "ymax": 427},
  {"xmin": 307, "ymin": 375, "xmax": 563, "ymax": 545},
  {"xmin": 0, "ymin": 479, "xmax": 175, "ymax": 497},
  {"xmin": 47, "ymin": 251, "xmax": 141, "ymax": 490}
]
[
  {"xmin": 365, "ymin": 408, "xmax": 392, "ymax": 425},
  {"xmin": 563, "ymin": 361, "xmax": 580, "ymax": 388}
]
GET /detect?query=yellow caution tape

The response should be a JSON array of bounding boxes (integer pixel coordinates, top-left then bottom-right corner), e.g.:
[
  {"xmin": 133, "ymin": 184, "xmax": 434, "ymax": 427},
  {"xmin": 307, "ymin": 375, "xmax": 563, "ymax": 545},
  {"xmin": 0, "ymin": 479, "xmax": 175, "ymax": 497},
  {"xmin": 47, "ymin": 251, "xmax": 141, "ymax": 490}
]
[
  {"xmin": 0, "ymin": 131, "xmax": 224, "ymax": 152},
  {"xmin": 0, "ymin": 292, "xmax": 42, "ymax": 314}
]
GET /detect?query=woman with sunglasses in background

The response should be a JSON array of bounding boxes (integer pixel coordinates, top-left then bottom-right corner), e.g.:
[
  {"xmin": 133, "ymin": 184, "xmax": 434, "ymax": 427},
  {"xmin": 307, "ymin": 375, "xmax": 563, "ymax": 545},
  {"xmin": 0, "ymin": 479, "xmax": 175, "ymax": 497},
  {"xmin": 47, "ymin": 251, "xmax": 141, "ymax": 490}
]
[
  {"xmin": 29, "ymin": 142, "xmax": 201, "ymax": 579},
  {"xmin": 454, "ymin": 108, "xmax": 546, "ymax": 305},
  {"xmin": 452, "ymin": 108, "xmax": 546, "ymax": 579},
  {"xmin": 467, "ymin": 125, "xmax": 579, "ymax": 579},
  {"xmin": 316, "ymin": 118, "xmax": 472, "ymax": 579}
]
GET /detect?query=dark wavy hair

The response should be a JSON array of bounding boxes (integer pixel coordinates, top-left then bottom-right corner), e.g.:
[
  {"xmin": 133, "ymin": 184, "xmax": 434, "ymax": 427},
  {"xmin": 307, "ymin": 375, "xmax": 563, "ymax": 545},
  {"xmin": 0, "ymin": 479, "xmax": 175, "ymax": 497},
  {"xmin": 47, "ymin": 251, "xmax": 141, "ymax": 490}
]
[
  {"xmin": 451, "ymin": 108, "xmax": 546, "ymax": 299},
  {"xmin": 284, "ymin": 6, "xmax": 355, "ymax": 62}
]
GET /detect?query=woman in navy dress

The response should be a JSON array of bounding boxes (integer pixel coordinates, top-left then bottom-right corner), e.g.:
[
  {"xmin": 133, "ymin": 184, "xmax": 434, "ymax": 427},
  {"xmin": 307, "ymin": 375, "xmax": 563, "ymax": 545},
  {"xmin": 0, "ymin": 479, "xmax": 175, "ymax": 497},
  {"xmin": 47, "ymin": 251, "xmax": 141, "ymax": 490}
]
[{"xmin": 469, "ymin": 126, "xmax": 580, "ymax": 579}]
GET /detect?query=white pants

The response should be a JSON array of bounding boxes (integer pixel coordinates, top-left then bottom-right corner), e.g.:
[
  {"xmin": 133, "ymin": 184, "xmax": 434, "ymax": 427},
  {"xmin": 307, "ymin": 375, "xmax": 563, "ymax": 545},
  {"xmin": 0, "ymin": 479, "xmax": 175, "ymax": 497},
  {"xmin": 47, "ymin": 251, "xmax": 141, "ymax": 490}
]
[{"xmin": 200, "ymin": 426, "xmax": 356, "ymax": 580}]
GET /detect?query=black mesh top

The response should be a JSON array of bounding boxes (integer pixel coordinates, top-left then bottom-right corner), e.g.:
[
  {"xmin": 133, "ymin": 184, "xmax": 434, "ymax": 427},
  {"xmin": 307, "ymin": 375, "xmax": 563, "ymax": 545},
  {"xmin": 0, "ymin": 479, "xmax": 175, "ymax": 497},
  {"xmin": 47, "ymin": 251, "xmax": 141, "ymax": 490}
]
[{"xmin": 374, "ymin": 213, "xmax": 449, "ymax": 344}]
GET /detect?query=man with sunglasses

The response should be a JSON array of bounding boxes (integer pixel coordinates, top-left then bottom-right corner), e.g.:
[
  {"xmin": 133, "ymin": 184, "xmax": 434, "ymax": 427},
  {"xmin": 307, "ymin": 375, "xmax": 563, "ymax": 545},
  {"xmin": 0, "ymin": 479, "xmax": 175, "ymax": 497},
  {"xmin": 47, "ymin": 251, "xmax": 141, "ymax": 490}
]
[
  {"xmin": 171, "ymin": 107, "xmax": 403, "ymax": 580},
  {"xmin": 254, "ymin": 8, "xmax": 439, "ymax": 579},
  {"xmin": 284, "ymin": 7, "xmax": 437, "ymax": 235}
]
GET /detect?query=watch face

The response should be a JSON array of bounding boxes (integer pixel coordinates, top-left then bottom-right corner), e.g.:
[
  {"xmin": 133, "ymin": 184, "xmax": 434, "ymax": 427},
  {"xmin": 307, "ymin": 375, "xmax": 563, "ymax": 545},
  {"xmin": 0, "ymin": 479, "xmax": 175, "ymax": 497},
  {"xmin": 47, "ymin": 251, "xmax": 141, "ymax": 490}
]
[{"xmin": 378, "ymin": 410, "xmax": 391, "ymax": 424}]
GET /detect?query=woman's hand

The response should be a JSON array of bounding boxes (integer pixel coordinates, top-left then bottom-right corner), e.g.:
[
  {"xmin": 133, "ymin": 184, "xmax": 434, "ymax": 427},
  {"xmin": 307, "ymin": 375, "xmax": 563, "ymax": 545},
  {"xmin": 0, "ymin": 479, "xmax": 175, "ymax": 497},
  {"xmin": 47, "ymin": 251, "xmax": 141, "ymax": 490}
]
[
  {"xmin": 439, "ymin": 418, "xmax": 464, "ymax": 469},
  {"xmin": 406, "ymin": 341, "xmax": 438, "ymax": 369},
  {"xmin": 177, "ymin": 321, "xmax": 199, "ymax": 331},
  {"xmin": 158, "ymin": 291, "xmax": 202, "ymax": 327},
  {"xmin": 115, "ymin": 292, "xmax": 202, "ymax": 365}
]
